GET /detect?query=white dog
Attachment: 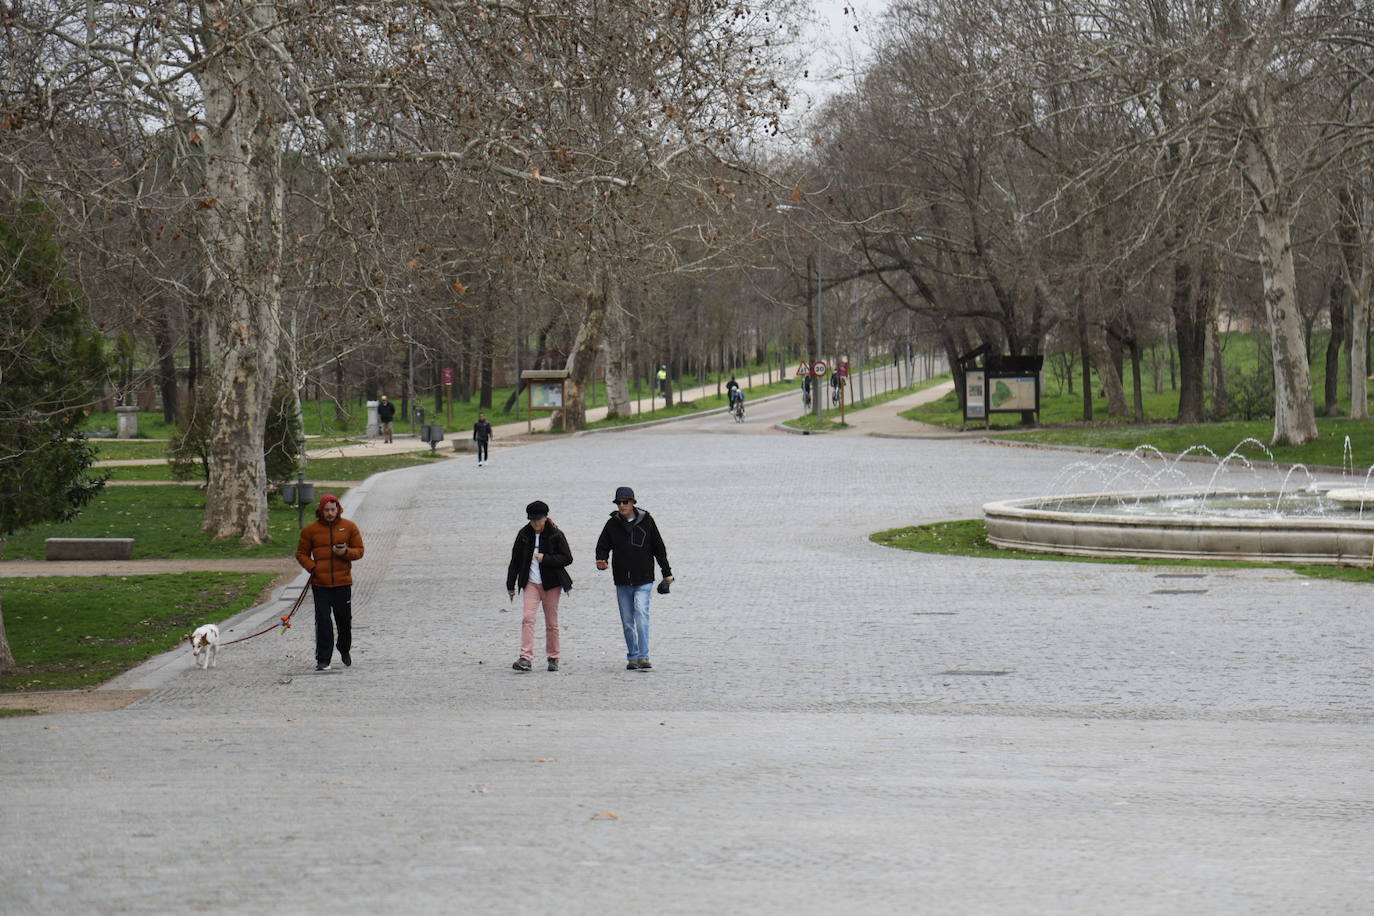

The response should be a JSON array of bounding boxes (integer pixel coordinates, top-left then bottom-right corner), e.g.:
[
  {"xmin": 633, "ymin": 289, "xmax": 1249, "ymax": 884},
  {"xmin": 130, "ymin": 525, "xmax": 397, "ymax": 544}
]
[{"xmin": 189, "ymin": 624, "xmax": 220, "ymax": 670}]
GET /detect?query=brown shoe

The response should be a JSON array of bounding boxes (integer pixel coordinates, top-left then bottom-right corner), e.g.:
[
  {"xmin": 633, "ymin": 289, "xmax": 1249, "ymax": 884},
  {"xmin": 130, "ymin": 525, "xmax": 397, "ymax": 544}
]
[{"xmin": 636, "ymin": 658, "xmax": 652, "ymax": 670}]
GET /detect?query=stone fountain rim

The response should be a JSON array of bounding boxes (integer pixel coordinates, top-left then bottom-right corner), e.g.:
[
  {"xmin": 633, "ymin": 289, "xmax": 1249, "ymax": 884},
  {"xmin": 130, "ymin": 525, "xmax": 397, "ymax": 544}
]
[{"xmin": 983, "ymin": 487, "xmax": 1374, "ymax": 532}]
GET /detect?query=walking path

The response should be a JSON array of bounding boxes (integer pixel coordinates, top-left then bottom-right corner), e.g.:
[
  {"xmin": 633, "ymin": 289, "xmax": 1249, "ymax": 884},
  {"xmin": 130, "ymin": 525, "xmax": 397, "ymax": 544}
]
[{"xmin": 4, "ymin": 383, "xmax": 1370, "ymax": 912}]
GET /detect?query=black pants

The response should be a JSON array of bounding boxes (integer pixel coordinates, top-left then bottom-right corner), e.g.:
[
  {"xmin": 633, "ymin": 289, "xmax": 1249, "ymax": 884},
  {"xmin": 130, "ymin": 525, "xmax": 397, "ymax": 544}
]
[
  {"xmin": 475, "ymin": 438, "xmax": 489, "ymax": 462},
  {"xmin": 312, "ymin": 584, "xmax": 352, "ymax": 665}
]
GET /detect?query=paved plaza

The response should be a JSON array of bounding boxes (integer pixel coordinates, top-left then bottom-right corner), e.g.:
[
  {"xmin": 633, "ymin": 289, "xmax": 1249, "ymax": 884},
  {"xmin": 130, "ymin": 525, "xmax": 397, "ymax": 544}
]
[{"xmin": 2, "ymin": 416, "xmax": 1371, "ymax": 913}]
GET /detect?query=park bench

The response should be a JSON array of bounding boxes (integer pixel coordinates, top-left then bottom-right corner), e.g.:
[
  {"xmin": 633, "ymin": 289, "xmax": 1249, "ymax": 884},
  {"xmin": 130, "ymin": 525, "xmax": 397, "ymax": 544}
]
[{"xmin": 45, "ymin": 538, "xmax": 135, "ymax": 561}]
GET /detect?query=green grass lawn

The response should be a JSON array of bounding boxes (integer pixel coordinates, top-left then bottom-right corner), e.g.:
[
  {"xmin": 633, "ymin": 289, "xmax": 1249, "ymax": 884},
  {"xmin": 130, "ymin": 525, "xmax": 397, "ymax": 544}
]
[
  {"xmin": 786, "ymin": 374, "xmax": 951, "ymax": 429},
  {"xmin": 102, "ymin": 451, "xmax": 449, "ymax": 483},
  {"xmin": 582, "ymin": 377, "xmax": 804, "ymax": 429},
  {"xmin": 988, "ymin": 418, "xmax": 1374, "ymax": 470},
  {"xmin": 904, "ymin": 328, "xmax": 1374, "ymax": 470},
  {"xmin": 0, "ymin": 572, "xmax": 277, "ymax": 692},
  {"xmin": 91, "ymin": 440, "xmax": 171, "ymax": 461},
  {"xmin": 909, "ymin": 389, "xmax": 1374, "ymax": 470},
  {"xmin": 872, "ymin": 519, "xmax": 1374, "ymax": 583},
  {"xmin": 2, "ymin": 487, "xmax": 317, "ymax": 559}
]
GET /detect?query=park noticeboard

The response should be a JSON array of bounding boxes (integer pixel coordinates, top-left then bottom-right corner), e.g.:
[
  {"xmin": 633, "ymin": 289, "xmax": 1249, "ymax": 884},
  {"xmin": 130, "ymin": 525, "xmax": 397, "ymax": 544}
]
[{"xmin": 961, "ymin": 354, "xmax": 1043, "ymax": 425}]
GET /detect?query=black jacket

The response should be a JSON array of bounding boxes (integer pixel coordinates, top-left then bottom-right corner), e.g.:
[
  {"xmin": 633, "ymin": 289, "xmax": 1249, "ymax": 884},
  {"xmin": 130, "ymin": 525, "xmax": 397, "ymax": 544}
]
[
  {"xmin": 473, "ymin": 419, "xmax": 493, "ymax": 441},
  {"xmin": 506, "ymin": 523, "xmax": 573, "ymax": 592},
  {"xmin": 595, "ymin": 508, "xmax": 671, "ymax": 586},
  {"xmin": 377, "ymin": 401, "xmax": 395, "ymax": 422}
]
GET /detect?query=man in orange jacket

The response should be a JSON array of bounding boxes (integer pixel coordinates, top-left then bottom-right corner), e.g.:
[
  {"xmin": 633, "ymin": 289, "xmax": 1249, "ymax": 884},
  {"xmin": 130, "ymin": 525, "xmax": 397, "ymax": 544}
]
[{"xmin": 295, "ymin": 494, "xmax": 365, "ymax": 671}]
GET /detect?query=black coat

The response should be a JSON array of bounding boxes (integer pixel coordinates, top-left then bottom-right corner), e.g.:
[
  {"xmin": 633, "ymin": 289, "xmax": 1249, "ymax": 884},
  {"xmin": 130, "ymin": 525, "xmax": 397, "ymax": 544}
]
[
  {"xmin": 506, "ymin": 523, "xmax": 573, "ymax": 592},
  {"xmin": 595, "ymin": 508, "xmax": 671, "ymax": 586},
  {"xmin": 377, "ymin": 401, "xmax": 395, "ymax": 422}
]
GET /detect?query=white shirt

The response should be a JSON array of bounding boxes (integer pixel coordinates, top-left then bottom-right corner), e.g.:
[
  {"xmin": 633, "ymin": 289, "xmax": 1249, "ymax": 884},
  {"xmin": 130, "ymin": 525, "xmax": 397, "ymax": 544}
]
[{"xmin": 528, "ymin": 531, "xmax": 543, "ymax": 585}]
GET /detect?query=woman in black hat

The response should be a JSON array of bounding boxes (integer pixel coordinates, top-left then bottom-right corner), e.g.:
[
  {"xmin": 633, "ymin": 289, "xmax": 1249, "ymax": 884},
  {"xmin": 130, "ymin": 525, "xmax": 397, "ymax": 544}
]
[{"xmin": 506, "ymin": 500, "xmax": 573, "ymax": 671}]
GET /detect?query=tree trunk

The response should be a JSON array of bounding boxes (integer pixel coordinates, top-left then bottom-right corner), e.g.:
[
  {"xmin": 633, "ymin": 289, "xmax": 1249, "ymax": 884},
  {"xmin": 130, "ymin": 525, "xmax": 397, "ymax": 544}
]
[
  {"xmin": 1128, "ymin": 336, "xmax": 1144, "ymax": 423},
  {"xmin": 0, "ymin": 594, "xmax": 16, "ymax": 676},
  {"xmin": 479, "ymin": 333, "xmax": 495, "ymax": 409},
  {"xmin": 333, "ymin": 356, "xmax": 348, "ymax": 425},
  {"xmin": 1243, "ymin": 123, "xmax": 1317, "ymax": 446},
  {"xmin": 1339, "ymin": 186, "xmax": 1370, "ymax": 420},
  {"xmin": 1207, "ymin": 312, "xmax": 1229, "ymax": 420},
  {"xmin": 150, "ymin": 307, "xmax": 180, "ymax": 425},
  {"xmin": 563, "ymin": 280, "xmax": 610, "ymax": 431},
  {"xmin": 197, "ymin": 7, "xmax": 286, "ymax": 544},
  {"xmin": 1324, "ymin": 275, "xmax": 1345, "ymax": 416},
  {"xmin": 1078, "ymin": 302, "xmax": 1093, "ymax": 421},
  {"xmin": 602, "ymin": 291, "xmax": 632, "ymax": 418},
  {"xmin": 1089, "ymin": 326, "xmax": 1129, "ymax": 416},
  {"xmin": 1171, "ymin": 260, "xmax": 1210, "ymax": 424}
]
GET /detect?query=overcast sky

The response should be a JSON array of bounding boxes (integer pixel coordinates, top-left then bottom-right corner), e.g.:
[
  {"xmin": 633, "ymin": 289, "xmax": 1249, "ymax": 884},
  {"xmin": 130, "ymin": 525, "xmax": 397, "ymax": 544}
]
[{"xmin": 793, "ymin": 0, "xmax": 882, "ymax": 114}]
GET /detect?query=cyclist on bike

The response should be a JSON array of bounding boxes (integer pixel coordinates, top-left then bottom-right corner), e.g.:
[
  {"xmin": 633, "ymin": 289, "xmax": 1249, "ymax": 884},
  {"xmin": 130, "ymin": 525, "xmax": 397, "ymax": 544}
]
[
  {"xmin": 730, "ymin": 387, "xmax": 747, "ymax": 420},
  {"xmin": 726, "ymin": 376, "xmax": 742, "ymax": 409},
  {"xmin": 830, "ymin": 372, "xmax": 843, "ymax": 406},
  {"xmin": 801, "ymin": 374, "xmax": 812, "ymax": 408}
]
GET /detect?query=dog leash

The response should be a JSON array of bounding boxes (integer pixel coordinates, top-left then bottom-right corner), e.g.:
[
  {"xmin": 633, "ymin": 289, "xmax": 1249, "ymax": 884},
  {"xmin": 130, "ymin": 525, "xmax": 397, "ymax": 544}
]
[{"xmin": 219, "ymin": 584, "xmax": 310, "ymax": 647}]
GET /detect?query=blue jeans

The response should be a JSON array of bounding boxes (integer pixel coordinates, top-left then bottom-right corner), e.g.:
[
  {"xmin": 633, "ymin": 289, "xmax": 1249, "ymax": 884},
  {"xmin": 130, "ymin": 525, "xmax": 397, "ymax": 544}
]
[{"xmin": 615, "ymin": 583, "xmax": 653, "ymax": 660}]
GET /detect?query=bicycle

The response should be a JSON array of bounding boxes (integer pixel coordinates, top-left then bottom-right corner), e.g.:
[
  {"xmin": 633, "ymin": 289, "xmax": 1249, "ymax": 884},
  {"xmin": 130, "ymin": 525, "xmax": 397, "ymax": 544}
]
[
  {"xmin": 728, "ymin": 389, "xmax": 745, "ymax": 422},
  {"xmin": 830, "ymin": 382, "xmax": 843, "ymax": 407}
]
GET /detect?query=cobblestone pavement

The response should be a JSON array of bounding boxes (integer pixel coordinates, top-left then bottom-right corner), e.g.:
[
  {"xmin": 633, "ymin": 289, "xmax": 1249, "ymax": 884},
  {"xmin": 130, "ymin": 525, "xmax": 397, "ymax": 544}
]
[{"xmin": 2, "ymin": 430, "xmax": 1371, "ymax": 914}]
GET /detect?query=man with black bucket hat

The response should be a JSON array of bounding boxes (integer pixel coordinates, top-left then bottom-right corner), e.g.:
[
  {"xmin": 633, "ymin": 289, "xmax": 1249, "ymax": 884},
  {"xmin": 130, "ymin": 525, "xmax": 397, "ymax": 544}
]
[
  {"xmin": 507, "ymin": 500, "xmax": 573, "ymax": 672},
  {"xmin": 595, "ymin": 486, "xmax": 673, "ymax": 670}
]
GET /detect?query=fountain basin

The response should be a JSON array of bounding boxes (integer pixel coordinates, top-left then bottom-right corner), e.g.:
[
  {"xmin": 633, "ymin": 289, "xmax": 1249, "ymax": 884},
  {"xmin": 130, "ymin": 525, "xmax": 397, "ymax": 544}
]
[{"xmin": 983, "ymin": 489, "xmax": 1374, "ymax": 565}]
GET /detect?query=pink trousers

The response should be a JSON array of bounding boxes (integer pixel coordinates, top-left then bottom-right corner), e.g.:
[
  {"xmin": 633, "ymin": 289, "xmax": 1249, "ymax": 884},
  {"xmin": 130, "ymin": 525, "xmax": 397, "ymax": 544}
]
[{"xmin": 520, "ymin": 583, "xmax": 562, "ymax": 660}]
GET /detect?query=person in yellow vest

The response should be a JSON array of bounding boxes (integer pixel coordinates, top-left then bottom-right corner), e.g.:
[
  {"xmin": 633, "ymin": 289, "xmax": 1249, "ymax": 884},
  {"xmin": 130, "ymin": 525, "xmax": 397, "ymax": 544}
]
[{"xmin": 656, "ymin": 365, "xmax": 668, "ymax": 397}]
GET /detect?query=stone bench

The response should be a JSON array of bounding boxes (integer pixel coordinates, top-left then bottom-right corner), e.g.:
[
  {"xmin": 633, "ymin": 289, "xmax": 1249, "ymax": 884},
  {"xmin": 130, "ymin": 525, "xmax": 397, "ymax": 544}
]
[{"xmin": 45, "ymin": 538, "xmax": 135, "ymax": 561}]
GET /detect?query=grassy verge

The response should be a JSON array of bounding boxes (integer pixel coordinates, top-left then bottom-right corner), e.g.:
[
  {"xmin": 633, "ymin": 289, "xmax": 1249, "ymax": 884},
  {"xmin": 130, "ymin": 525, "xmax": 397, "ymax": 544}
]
[
  {"xmin": 872, "ymin": 519, "xmax": 1374, "ymax": 582},
  {"xmin": 102, "ymin": 452, "xmax": 448, "ymax": 483},
  {"xmin": 1, "ymin": 487, "xmax": 321, "ymax": 559},
  {"xmin": 785, "ymin": 375, "xmax": 950, "ymax": 429},
  {"xmin": 910, "ymin": 387, "xmax": 1374, "ymax": 469},
  {"xmin": 91, "ymin": 440, "xmax": 170, "ymax": 461},
  {"xmin": 988, "ymin": 418, "xmax": 1374, "ymax": 470},
  {"xmin": 0, "ymin": 572, "xmax": 278, "ymax": 693},
  {"xmin": 582, "ymin": 378, "xmax": 801, "ymax": 429}
]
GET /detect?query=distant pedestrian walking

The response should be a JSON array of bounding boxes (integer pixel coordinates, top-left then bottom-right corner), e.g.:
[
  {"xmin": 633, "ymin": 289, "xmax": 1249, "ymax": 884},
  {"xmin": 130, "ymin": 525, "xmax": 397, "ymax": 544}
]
[
  {"xmin": 657, "ymin": 365, "xmax": 668, "ymax": 397},
  {"xmin": 295, "ymin": 494, "xmax": 365, "ymax": 671},
  {"xmin": 473, "ymin": 412, "xmax": 494, "ymax": 465},
  {"xmin": 595, "ymin": 486, "xmax": 673, "ymax": 670},
  {"xmin": 377, "ymin": 395, "xmax": 395, "ymax": 443},
  {"xmin": 507, "ymin": 500, "xmax": 573, "ymax": 672}
]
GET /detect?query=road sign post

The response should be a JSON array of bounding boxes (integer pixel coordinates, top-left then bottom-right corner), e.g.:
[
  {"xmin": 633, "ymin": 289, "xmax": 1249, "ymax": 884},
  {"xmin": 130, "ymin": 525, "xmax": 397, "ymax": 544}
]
[{"xmin": 811, "ymin": 361, "xmax": 827, "ymax": 420}]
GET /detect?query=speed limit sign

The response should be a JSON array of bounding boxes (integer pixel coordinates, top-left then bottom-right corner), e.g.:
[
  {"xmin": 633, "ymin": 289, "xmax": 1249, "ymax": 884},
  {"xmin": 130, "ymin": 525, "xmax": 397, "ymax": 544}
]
[{"xmin": 811, "ymin": 360, "xmax": 828, "ymax": 377}]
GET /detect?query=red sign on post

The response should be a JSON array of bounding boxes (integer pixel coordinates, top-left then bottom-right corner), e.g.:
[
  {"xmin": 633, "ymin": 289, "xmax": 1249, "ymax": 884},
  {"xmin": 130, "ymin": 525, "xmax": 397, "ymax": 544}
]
[
  {"xmin": 836, "ymin": 361, "xmax": 850, "ymax": 378},
  {"xmin": 441, "ymin": 368, "xmax": 454, "ymax": 385},
  {"xmin": 796, "ymin": 362, "xmax": 811, "ymax": 377},
  {"xmin": 811, "ymin": 360, "xmax": 828, "ymax": 377}
]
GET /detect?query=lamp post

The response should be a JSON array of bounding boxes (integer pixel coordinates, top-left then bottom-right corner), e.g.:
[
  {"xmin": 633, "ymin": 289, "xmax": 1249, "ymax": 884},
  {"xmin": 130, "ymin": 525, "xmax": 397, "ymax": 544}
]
[{"xmin": 279, "ymin": 471, "xmax": 315, "ymax": 531}]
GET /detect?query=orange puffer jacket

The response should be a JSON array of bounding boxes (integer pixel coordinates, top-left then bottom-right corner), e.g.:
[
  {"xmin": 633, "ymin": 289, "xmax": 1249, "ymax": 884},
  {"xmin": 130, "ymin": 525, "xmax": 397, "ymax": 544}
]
[{"xmin": 295, "ymin": 516, "xmax": 365, "ymax": 588}]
